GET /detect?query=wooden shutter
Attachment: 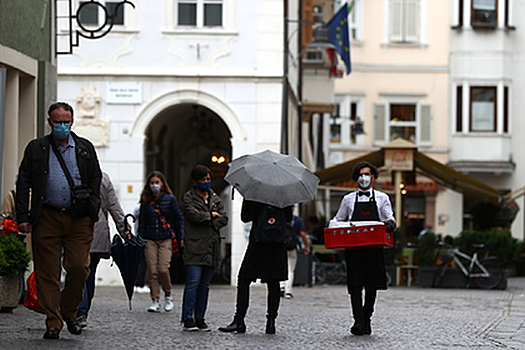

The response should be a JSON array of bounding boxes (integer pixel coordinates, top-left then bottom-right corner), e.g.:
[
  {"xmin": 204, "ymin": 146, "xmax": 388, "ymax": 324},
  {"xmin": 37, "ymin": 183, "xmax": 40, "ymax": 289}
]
[
  {"xmin": 303, "ymin": 0, "xmax": 314, "ymax": 49},
  {"xmin": 389, "ymin": 0, "xmax": 404, "ymax": 42},
  {"xmin": 374, "ymin": 103, "xmax": 388, "ymax": 145},
  {"xmin": 405, "ymin": 0, "xmax": 420, "ymax": 42},
  {"xmin": 419, "ymin": 104, "xmax": 432, "ymax": 146}
]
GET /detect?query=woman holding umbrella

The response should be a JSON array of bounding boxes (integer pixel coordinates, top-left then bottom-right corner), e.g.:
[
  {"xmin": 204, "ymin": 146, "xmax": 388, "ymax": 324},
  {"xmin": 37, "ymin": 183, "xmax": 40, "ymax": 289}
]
[
  {"xmin": 218, "ymin": 199, "xmax": 292, "ymax": 334},
  {"xmin": 180, "ymin": 165, "xmax": 228, "ymax": 331},
  {"xmin": 138, "ymin": 171, "xmax": 184, "ymax": 313}
]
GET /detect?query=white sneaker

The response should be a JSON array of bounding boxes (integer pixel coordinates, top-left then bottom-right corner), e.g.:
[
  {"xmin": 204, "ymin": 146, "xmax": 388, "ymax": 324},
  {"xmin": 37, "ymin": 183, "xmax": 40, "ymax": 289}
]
[
  {"xmin": 164, "ymin": 295, "xmax": 174, "ymax": 312},
  {"xmin": 148, "ymin": 300, "xmax": 160, "ymax": 313}
]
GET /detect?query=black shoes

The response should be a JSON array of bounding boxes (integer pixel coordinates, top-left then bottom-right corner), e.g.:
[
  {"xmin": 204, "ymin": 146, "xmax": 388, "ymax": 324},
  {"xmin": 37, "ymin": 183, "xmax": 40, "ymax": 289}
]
[
  {"xmin": 265, "ymin": 318, "xmax": 275, "ymax": 334},
  {"xmin": 350, "ymin": 321, "xmax": 364, "ymax": 336},
  {"xmin": 218, "ymin": 316, "xmax": 246, "ymax": 333},
  {"xmin": 43, "ymin": 328, "xmax": 60, "ymax": 340},
  {"xmin": 64, "ymin": 318, "xmax": 82, "ymax": 335},
  {"xmin": 362, "ymin": 319, "xmax": 371, "ymax": 335},
  {"xmin": 183, "ymin": 318, "xmax": 199, "ymax": 332},
  {"xmin": 195, "ymin": 318, "xmax": 211, "ymax": 332}
]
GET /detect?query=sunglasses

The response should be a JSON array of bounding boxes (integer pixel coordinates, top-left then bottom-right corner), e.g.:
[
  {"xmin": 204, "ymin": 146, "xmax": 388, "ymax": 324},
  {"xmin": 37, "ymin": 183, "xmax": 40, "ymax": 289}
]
[{"xmin": 51, "ymin": 120, "xmax": 72, "ymax": 126}]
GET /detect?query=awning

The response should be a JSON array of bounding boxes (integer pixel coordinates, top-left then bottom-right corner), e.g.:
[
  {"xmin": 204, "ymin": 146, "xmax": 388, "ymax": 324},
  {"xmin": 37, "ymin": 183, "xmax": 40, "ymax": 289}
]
[{"xmin": 315, "ymin": 146, "xmax": 500, "ymax": 203}]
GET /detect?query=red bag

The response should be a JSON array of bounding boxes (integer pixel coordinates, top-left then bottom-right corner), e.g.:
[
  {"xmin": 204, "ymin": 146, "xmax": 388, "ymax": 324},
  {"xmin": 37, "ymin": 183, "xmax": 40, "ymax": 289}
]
[{"xmin": 24, "ymin": 272, "xmax": 45, "ymax": 314}]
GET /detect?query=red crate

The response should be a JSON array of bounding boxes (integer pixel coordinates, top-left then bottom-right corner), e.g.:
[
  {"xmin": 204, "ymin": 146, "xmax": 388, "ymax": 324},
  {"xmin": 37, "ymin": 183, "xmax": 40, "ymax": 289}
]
[{"xmin": 324, "ymin": 224, "xmax": 393, "ymax": 249}]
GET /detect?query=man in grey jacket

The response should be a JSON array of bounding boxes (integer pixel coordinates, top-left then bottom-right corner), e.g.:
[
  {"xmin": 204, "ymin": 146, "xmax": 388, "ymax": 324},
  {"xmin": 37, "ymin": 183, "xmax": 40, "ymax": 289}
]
[{"xmin": 76, "ymin": 172, "xmax": 129, "ymax": 327}]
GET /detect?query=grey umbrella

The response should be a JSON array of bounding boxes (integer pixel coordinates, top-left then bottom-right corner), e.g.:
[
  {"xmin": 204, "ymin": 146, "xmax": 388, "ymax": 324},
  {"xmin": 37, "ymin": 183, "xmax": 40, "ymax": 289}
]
[{"xmin": 224, "ymin": 149, "xmax": 320, "ymax": 208}]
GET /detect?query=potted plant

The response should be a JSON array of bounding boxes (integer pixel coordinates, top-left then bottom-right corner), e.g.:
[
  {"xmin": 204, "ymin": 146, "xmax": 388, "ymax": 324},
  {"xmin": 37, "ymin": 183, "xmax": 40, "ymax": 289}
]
[{"xmin": 0, "ymin": 234, "xmax": 31, "ymax": 312}]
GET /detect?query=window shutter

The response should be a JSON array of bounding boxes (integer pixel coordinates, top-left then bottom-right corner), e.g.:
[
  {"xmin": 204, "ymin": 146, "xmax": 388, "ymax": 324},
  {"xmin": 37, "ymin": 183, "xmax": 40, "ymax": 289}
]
[
  {"xmin": 419, "ymin": 104, "xmax": 432, "ymax": 146},
  {"xmin": 389, "ymin": 0, "xmax": 403, "ymax": 42},
  {"xmin": 405, "ymin": 0, "xmax": 420, "ymax": 42},
  {"xmin": 373, "ymin": 103, "xmax": 388, "ymax": 145}
]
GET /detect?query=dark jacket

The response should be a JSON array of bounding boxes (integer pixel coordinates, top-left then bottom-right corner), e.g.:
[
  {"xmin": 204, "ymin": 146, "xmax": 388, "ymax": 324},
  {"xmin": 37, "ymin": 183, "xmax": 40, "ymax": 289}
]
[
  {"xmin": 16, "ymin": 133, "xmax": 102, "ymax": 225},
  {"xmin": 181, "ymin": 186, "xmax": 228, "ymax": 268},
  {"xmin": 238, "ymin": 200, "xmax": 292, "ymax": 282},
  {"xmin": 138, "ymin": 193, "xmax": 184, "ymax": 241}
]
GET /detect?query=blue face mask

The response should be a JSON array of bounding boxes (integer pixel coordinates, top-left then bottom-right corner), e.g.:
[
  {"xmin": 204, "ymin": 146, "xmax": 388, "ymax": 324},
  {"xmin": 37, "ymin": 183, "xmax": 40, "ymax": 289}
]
[
  {"xmin": 196, "ymin": 181, "xmax": 211, "ymax": 192},
  {"xmin": 53, "ymin": 123, "xmax": 71, "ymax": 139}
]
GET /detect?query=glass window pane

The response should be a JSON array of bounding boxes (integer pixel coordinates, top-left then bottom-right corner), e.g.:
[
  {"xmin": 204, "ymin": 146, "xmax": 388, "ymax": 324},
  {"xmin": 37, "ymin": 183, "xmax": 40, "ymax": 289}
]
[
  {"xmin": 178, "ymin": 3, "xmax": 197, "ymax": 26},
  {"xmin": 473, "ymin": 0, "xmax": 496, "ymax": 10},
  {"xmin": 471, "ymin": 87, "xmax": 496, "ymax": 131},
  {"xmin": 390, "ymin": 104, "xmax": 416, "ymax": 122},
  {"xmin": 204, "ymin": 4, "xmax": 222, "ymax": 26},
  {"xmin": 79, "ymin": 2, "xmax": 99, "ymax": 25},
  {"xmin": 390, "ymin": 126, "xmax": 416, "ymax": 142},
  {"xmin": 107, "ymin": 2, "xmax": 124, "ymax": 25}
]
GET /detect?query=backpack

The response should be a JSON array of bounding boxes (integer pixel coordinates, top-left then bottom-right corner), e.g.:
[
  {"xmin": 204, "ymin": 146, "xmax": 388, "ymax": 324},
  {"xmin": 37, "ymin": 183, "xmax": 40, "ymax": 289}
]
[
  {"xmin": 284, "ymin": 221, "xmax": 297, "ymax": 250},
  {"xmin": 253, "ymin": 205, "xmax": 287, "ymax": 243}
]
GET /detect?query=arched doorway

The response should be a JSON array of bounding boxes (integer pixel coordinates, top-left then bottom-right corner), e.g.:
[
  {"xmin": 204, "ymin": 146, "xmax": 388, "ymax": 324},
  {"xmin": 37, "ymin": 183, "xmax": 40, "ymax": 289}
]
[{"xmin": 144, "ymin": 103, "xmax": 232, "ymax": 283}]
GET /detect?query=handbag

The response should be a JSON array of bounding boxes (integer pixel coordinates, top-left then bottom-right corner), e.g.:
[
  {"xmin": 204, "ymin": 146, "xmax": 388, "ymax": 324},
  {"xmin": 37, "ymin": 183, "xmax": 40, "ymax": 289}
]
[
  {"xmin": 23, "ymin": 271, "xmax": 45, "ymax": 314},
  {"xmin": 49, "ymin": 139, "xmax": 91, "ymax": 218},
  {"xmin": 151, "ymin": 201, "xmax": 180, "ymax": 258}
]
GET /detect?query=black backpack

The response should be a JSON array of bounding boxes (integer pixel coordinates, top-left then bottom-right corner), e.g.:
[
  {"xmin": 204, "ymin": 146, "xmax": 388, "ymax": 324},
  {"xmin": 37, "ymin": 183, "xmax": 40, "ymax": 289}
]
[
  {"xmin": 284, "ymin": 221, "xmax": 297, "ymax": 250},
  {"xmin": 253, "ymin": 205, "xmax": 286, "ymax": 243}
]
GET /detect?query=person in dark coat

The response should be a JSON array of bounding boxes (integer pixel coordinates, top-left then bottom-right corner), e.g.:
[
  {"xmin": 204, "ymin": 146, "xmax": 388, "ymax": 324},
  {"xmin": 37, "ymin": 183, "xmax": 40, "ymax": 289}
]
[
  {"xmin": 138, "ymin": 171, "xmax": 184, "ymax": 313},
  {"xmin": 219, "ymin": 200, "xmax": 292, "ymax": 335},
  {"xmin": 180, "ymin": 165, "xmax": 228, "ymax": 331},
  {"xmin": 333, "ymin": 161, "xmax": 396, "ymax": 336}
]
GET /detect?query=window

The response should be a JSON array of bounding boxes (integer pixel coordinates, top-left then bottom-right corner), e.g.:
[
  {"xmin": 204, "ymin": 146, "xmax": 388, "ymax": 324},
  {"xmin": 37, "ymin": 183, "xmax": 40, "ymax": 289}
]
[
  {"xmin": 389, "ymin": 0, "xmax": 421, "ymax": 43},
  {"xmin": 348, "ymin": 0, "xmax": 363, "ymax": 41},
  {"xmin": 330, "ymin": 97, "xmax": 364, "ymax": 145},
  {"xmin": 470, "ymin": 87, "xmax": 496, "ymax": 132},
  {"xmin": 455, "ymin": 84, "xmax": 509, "ymax": 133},
  {"xmin": 78, "ymin": 1, "xmax": 125, "ymax": 27},
  {"xmin": 176, "ymin": 0, "xmax": 223, "ymax": 27},
  {"xmin": 373, "ymin": 100, "xmax": 432, "ymax": 146},
  {"xmin": 471, "ymin": 0, "xmax": 497, "ymax": 27}
]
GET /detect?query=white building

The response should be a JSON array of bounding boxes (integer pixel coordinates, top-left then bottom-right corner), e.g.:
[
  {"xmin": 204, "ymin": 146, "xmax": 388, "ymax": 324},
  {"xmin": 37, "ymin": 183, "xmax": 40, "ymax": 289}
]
[{"xmin": 57, "ymin": 0, "xmax": 333, "ymax": 285}]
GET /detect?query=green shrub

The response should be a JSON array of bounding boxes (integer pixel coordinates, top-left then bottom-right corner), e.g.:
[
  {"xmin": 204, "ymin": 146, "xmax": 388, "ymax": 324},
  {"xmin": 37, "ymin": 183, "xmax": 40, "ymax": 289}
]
[
  {"xmin": 414, "ymin": 230, "xmax": 440, "ymax": 267},
  {"xmin": 0, "ymin": 234, "xmax": 31, "ymax": 277},
  {"xmin": 454, "ymin": 229, "xmax": 519, "ymax": 269}
]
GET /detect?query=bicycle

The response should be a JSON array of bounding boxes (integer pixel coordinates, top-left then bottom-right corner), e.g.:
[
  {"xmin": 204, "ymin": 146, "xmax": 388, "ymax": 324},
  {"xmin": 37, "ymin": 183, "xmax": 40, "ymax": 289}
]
[
  {"xmin": 313, "ymin": 257, "xmax": 392, "ymax": 286},
  {"xmin": 432, "ymin": 242, "xmax": 503, "ymax": 289}
]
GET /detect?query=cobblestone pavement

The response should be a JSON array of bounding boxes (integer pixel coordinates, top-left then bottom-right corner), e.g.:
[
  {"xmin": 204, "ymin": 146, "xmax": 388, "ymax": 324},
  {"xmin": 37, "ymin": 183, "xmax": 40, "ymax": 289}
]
[{"xmin": 2, "ymin": 277, "xmax": 525, "ymax": 350}]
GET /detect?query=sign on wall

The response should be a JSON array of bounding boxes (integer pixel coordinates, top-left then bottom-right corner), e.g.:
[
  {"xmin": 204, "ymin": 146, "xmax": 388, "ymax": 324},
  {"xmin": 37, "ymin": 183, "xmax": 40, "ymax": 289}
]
[
  {"xmin": 106, "ymin": 82, "xmax": 142, "ymax": 104},
  {"xmin": 384, "ymin": 149, "xmax": 414, "ymax": 171}
]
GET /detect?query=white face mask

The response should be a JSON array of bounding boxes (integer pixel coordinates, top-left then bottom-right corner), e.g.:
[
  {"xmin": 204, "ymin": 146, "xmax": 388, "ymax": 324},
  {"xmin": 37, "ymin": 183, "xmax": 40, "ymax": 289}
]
[
  {"xmin": 357, "ymin": 175, "xmax": 372, "ymax": 189},
  {"xmin": 150, "ymin": 184, "xmax": 162, "ymax": 194}
]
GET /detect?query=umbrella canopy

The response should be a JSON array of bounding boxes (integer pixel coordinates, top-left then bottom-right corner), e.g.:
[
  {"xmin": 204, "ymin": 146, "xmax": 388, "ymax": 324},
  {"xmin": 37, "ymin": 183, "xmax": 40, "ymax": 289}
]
[
  {"xmin": 110, "ymin": 214, "xmax": 145, "ymax": 310},
  {"xmin": 224, "ymin": 149, "xmax": 320, "ymax": 208}
]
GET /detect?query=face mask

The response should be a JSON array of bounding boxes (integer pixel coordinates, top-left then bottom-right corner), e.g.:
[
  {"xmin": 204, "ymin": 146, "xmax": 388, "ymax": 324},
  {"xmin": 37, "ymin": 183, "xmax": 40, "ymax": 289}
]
[
  {"xmin": 150, "ymin": 184, "xmax": 162, "ymax": 194},
  {"xmin": 196, "ymin": 181, "xmax": 211, "ymax": 192},
  {"xmin": 357, "ymin": 175, "xmax": 372, "ymax": 189},
  {"xmin": 53, "ymin": 123, "xmax": 71, "ymax": 139}
]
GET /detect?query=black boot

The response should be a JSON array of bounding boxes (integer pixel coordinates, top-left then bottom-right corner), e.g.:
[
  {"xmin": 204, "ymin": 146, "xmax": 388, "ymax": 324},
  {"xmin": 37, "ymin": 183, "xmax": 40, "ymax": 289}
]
[
  {"xmin": 362, "ymin": 288, "xmax": 376, "ymax": 335},
  {"xmin": 265, "ymin": 316, "xmax": 275, "ymax": 334},
  {"xmin": 218, "ymin": 314, "xmax": 246, "ymax": 333}
]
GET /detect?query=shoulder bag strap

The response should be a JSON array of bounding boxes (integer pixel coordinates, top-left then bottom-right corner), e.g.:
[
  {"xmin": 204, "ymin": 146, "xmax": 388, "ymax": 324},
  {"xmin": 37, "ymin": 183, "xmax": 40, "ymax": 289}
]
[{"xmin": 49, "ymin": 138, "xmax": 75, "ymax": 188}]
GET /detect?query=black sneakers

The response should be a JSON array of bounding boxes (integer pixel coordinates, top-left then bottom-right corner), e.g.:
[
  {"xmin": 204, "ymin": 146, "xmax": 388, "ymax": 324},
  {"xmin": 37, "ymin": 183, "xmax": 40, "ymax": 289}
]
[
  {"xmin": 196, "ymin": 318, "xmax": 211, "ymax": 332},
  {"xmin": 183, "ymin": 318, "xmax": 199, "ymax": 332}
]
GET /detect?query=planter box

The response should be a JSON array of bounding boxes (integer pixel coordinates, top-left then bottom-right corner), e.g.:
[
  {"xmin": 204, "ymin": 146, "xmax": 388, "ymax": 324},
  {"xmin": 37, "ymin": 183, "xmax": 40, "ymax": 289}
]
[
  {"xmin": 416, "ymin": 267, "xmax": 507, "ymax": 290},
  {"xmin": 0, "ymin": 275, "xmax": 20, "ymax": 312}
]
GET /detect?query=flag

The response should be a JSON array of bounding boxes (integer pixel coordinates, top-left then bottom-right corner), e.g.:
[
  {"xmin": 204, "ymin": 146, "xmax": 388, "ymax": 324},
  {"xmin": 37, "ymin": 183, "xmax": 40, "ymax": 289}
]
[{"xmin": 326, "ymin": 2, "xmax": 351, "ymax": 75}]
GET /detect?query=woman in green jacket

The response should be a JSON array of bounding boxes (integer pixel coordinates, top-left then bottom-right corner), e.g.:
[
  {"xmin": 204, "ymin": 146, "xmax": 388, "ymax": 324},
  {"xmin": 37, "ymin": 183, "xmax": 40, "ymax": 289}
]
[{"xmin": 181, "ymin": 165, "xmax": 228, "ymax": 331}]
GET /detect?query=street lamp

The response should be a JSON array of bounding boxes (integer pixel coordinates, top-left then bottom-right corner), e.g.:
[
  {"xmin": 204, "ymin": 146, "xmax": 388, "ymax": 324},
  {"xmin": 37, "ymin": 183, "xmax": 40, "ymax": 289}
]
[{"xmin": 281, "ymin": 2, "xmax": 334, "ymax": 161}]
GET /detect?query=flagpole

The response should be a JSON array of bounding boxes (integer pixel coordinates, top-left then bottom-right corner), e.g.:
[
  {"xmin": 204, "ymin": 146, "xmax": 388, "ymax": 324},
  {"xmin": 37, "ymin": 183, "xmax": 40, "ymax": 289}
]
[
  {"xmin": 297, "ymin": 0, "xmax": 303, "ymax": 161},
  {"xmin": 281, "ymin": 0, "xmax": 289, "ymax": 155}
]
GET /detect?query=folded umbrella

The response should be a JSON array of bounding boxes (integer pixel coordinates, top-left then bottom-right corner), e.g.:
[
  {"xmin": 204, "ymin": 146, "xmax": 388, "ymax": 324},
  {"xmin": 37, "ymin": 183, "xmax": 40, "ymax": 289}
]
[
  {"xmin": 224, "ymin": 149, "xmax": 320, "ymax": 208},
  {"xmin": 111, "ymin": 213, "xmax": 146, "ymax": 310}
]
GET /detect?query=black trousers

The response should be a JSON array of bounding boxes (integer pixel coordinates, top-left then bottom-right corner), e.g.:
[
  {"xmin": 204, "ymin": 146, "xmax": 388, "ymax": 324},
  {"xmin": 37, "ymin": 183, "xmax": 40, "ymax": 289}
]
[
  {"xmin": 236, "ymin": 277, "xmax": 281, "ymax": 319},
  {"xmin": 350, "ymin": 286, "xmax": 377, "ymax": 321}
]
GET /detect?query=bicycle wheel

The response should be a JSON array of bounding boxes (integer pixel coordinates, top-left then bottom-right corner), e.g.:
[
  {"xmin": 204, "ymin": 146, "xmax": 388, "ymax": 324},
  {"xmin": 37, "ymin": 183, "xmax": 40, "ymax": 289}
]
[
  {"xmin": 314, "ymin": 264, "xmax": 326, "ymax": 285},
  {"xmin": 473, "ymin": 258, "xmax": 503, "ymax": 289},
  {"xmin": 385, "ymin": 271, "xmax": 392, "ymax": 286},
  {"xmin": 327, "ymin": 265, "xmax": 346, "ymax": 285},
  {"xmin": 432, "ymin": 256, "xmax": 452, "ymax": 288}
]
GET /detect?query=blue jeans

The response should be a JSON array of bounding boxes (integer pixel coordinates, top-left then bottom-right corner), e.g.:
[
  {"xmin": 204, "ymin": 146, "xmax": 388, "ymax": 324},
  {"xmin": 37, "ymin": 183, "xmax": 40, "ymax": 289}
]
[
  {"xmin": 77, "ymin": 253, "xmax": 104, "ymax": 319},
  {"xmin": 181, "ymin": 265, "xmax": 214, "ymax": 322}
]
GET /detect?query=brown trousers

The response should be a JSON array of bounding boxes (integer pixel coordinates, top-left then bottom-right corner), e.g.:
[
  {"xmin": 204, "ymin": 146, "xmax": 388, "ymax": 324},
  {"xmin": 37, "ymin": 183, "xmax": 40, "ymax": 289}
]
[
  {"xmin": 32, "ymin": 207, "xmax": 93, "ymax": 330},
  {"xmin": 144, "ymin": 238, "xmax": 172, "ymax": 301}
]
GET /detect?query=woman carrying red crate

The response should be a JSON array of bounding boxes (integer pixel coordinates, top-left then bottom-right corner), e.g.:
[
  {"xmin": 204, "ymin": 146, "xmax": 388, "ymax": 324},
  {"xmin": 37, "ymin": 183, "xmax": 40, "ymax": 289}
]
[{"xmin": 333, "ymin": 161, "xmax": 396, "ymax": 336}]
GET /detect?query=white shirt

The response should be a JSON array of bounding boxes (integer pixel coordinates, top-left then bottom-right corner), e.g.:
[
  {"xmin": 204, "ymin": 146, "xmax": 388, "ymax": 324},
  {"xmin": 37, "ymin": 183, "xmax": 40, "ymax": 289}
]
[{"xmin": 334, "ymin": 189, "xmax": 395, "ymax": 222}]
